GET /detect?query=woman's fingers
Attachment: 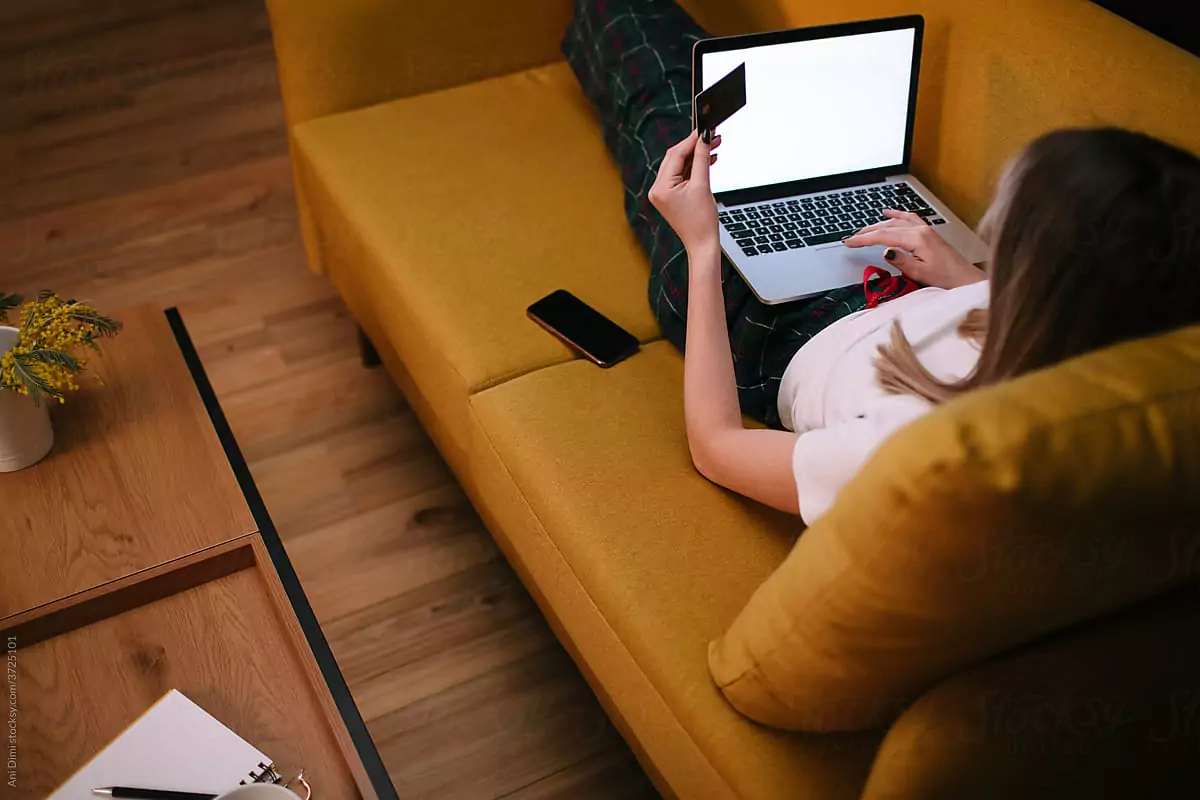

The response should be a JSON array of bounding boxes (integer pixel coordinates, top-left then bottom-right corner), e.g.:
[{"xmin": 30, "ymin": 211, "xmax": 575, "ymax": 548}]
[
  {"xmin": 659, "ymin": 130, "xmax": 699, "ymax": 180},
  {"xmin": 656, "ymin": 129, "xmax": 719, "ymax": 191},
  {"xmin": 880, "ymin": 246, "xmax": 910, "ymax": 270},
  {"xmin": 851, "ymin": 209, "xmax": 924, "ymax": 236},
  {"xmin": 690, "ymin": 134, "xmax": 712, "ymax": 187},
  {"xmin": 866, "ymin": 209, "xmax": 924, "ymax": 231},
  {"xmin": 843, "ymin": 226, "xmax": 923, "ymax": 251},
  {"xmin": 853, "ymin": 217, "xmax": 907, "ymax": 236},
  {"xmin": 882, "ymin": 208, "xmax": 923, "ymax": 223},
  {"xmin": 649, "ymin": 129, "xmax": 718, "ymax": 214}
]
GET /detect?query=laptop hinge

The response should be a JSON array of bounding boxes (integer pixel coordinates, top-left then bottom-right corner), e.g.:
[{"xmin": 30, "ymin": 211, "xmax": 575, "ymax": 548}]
[{"xmin": 716, "ymin": 166, "xmax": 897, "ymax": 208}]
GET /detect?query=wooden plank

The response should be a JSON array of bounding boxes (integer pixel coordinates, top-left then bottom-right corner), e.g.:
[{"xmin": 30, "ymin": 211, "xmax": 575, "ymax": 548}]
[
  {"xmin": 0, "ymin": 537, "xmax": 254, "ymax": 647},
  {"xmin": 323, "ymin": 559, "xmax": 557, "ymax": 717},
  {"xmin": 369, "ymin": 648, "xmax": 635, "ymax": 800},
  {"xmin": 0, "ymin": 156, "xmax": 298, "ymax": 274},
  {"xmin": 503, "ymin": 748, "xmax": 662, "ymax": 800},
  {"xmin": 281, "ymin": 489, "xmax": 500, "ymax": 624}
]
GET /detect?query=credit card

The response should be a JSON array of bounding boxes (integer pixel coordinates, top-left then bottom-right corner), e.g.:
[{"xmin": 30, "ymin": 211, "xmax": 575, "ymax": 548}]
[{"xmin": 695, "ymin": 62, "xmax": 746, "ymax": 143}]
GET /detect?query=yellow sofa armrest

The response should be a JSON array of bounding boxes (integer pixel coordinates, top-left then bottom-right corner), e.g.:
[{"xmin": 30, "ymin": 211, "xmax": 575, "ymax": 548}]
[
  {"xmin": 862, "ymin": 587, "xmax": 1200, "ymax": 799},
  {"xmin": 265, "ymin": 0, "xmax": 574, "ymax": 128}
]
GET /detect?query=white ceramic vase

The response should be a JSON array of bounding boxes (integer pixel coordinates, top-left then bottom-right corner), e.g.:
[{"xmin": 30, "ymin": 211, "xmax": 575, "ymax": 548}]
[{"xmin": 0, "ymin": 325, "xmax": 54, "ymax": 472}]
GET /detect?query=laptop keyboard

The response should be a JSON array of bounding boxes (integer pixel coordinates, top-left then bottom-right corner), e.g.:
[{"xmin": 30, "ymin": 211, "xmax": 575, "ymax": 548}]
[{"xmin": 718, "ymin": 182, "xmax": 946, "ymax": 257}]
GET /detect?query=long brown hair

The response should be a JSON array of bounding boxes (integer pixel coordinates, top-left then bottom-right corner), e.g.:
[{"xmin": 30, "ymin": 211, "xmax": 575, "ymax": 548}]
[{"xmin": 877, "ymin": 128, "xmax": 1200, "ymax": 403}]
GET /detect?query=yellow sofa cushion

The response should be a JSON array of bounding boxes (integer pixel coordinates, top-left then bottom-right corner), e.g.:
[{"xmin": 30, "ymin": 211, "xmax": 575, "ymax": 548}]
[
  {"xmin": 468, "ymin": 341, "xmax": 883, "ymax": 800},
  {"xmin": 863, "ymin": 587, "xmax": 1200, "ymax": 799},
  {"xmin": 710, "ymin": 325, "xmax": 1200, "ymax": 732},
  {"xmin": 291, "ymin": 63, "xmax": 661, "ymax": 458},
  {"xmin": 265, "ymin": 0, "xmax": 573, "ymax": 127}
]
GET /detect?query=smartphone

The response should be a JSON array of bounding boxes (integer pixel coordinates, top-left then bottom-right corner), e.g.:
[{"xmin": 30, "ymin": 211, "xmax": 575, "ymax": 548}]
[{"xmin": 527, "ymin": 290, "xmax": 640, "ymax": 368}]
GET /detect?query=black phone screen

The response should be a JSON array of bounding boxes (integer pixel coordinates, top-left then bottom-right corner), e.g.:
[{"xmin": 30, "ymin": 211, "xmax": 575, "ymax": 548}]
[{"xmin": 527, "ymin": 290, "xmax": 640, "ymax": 367}]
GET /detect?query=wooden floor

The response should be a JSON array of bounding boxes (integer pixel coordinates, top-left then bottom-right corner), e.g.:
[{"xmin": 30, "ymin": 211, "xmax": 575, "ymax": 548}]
[{"xmin": 1, "ymin": 2, "xmax": 658, "ymax": 797}]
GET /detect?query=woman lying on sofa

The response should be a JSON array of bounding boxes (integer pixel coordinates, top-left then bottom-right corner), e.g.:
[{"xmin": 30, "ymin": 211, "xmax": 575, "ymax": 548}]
[{"xmin": 563, "ymin": 0, "xmax": 1200, "ymax": 524}]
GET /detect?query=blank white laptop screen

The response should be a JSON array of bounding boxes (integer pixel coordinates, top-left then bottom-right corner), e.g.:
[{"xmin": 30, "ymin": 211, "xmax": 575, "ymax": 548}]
[{"xmin": 700, "ymin": 28, "xmax": 916, "ymax": 194}]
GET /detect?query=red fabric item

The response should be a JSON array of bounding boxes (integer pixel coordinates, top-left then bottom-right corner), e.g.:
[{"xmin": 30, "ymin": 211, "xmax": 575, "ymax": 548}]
[{"xmin": 862, "ymin": 265, "xmax": 920, "ymax": 309}]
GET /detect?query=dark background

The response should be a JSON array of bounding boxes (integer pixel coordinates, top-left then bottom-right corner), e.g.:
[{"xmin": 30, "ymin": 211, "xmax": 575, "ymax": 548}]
[{"xmin": 1092, "ymin": 0, "xmax": 1200, "ymax": 57}]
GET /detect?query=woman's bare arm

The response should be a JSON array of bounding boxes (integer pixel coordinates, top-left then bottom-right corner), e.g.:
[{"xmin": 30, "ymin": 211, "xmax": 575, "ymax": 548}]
[
  {"xmin": 683, "ymin": 243, "xmax": 800, "ymax": 512},
  {"xmin": 650, "ymin": 132, "xmax": 800, "ymax": 514}
]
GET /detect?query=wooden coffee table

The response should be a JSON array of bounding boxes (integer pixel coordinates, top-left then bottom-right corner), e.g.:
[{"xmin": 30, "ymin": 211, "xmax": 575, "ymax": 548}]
[{"xmin": 0, "ymin": 305, "xmax": 396, "ymax": 799}]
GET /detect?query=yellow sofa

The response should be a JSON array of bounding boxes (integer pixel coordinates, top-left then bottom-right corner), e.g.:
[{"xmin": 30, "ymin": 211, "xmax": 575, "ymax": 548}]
[{"xmin": 264, "ymin": 0, "xmax": 1200, "ymax": 796}]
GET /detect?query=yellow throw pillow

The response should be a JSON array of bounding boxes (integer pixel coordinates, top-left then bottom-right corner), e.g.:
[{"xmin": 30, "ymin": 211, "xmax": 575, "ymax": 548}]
[{"xmin": 710, "ymin": 325, "xmax": 1200, "ymax": 731}]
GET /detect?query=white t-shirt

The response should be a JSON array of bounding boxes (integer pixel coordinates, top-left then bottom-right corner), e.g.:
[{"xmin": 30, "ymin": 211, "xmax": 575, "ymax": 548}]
[{"xmin": 777, "ymin": 280, "xmax": 990, "ymax": 525}]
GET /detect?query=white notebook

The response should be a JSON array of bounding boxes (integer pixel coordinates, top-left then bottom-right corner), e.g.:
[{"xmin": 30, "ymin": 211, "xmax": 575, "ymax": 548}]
[{"xmin": 51, "ymin": 690, "xmax": 276, "ymax": 799}]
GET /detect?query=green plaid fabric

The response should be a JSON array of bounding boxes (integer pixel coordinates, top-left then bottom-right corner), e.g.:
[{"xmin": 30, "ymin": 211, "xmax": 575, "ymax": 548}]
[{"xmin": 563, "ymin": 0, "xmax": 882, "ymax": 428}]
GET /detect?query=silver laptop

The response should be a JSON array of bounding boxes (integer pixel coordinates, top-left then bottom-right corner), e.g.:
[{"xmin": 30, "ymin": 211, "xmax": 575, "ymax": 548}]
[{"xmin": 693, "ymin": 16, "xmax": 988, "ymax": 304}]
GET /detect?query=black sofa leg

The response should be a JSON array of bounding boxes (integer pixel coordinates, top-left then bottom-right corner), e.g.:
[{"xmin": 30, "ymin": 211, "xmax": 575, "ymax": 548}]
[{"xmin": 358, "ymin": 327, "xmax": 382, "ymax": 368}]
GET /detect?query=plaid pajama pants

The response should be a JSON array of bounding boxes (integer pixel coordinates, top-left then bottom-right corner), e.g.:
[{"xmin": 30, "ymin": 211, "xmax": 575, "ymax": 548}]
[{"xmin": 562, "ymin": 0, "xmax": 889, "ymax": 428}]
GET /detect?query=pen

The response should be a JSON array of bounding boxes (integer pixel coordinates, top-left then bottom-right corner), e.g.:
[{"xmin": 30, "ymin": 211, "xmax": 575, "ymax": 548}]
[{"xmin": 92, "ymin": 788, "xmax": 217, "ymax": 800}]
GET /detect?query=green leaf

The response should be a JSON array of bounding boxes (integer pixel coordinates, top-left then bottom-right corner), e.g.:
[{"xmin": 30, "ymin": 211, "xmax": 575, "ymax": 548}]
[
  {"xmin": 10, "ymin": 354, "xmax": 63, "ymax": 407},
  {"xmin": 68, "ymin": 307, "xmax": 122, "ymax": 336},
  {"xmin": 22, "ymin": 348, "xmax": 80, "ymax": 372}
]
